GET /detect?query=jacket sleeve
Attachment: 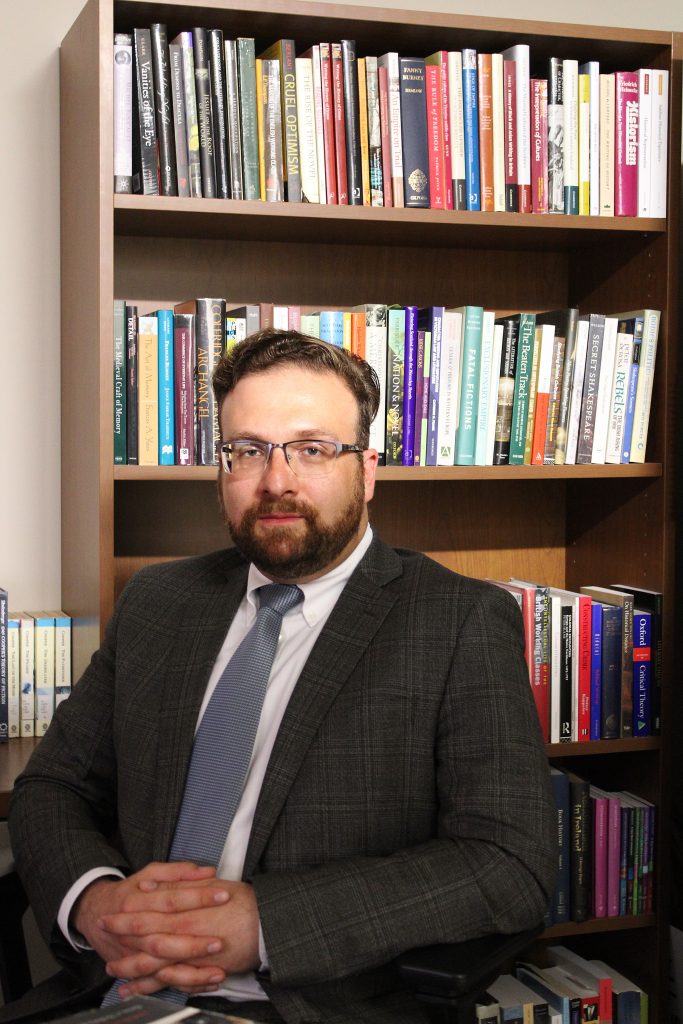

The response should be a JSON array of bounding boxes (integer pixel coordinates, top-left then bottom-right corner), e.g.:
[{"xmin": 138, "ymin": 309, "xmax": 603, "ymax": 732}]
[{"xmin": 253, "ymin": 585, "xmax": 557, "ymax": 988}]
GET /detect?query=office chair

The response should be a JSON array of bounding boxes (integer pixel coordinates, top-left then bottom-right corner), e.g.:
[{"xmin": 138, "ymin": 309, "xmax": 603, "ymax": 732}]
[{"xmin": 0, "ymin": 857, "xmax": 32, "ymax": 1005}]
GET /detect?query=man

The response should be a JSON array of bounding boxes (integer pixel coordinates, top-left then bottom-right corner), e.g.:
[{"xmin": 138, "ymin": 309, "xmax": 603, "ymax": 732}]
[{"xmin": 8, "ymin": 330, "xmax": 556, "ymax": 1024}]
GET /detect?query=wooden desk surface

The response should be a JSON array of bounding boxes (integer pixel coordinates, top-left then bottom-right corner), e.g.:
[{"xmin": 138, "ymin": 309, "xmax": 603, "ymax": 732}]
[{"xmin": 0, "ymin": 738, "xmax": 40, "ymax": 817}]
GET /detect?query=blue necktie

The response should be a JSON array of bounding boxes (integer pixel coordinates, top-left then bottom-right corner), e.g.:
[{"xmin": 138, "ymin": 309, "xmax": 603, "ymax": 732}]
[{"xmin": 103, "ymin": 583, "xmax": 303, "ymax": 1005}]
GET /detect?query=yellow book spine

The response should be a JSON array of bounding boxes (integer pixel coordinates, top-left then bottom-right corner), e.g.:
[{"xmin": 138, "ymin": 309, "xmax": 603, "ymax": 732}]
[{"xmin": 357, "ymin": 57, "xmax": 370, "ymax": 206}]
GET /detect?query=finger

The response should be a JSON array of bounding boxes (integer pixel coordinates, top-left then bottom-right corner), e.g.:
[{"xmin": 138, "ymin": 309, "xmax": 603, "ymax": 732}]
[
  {"xmin": 120, "ymin": 887, "xmax": 230, "ymax": 915},
  {"xmin": 109, "ymin": 933, "xmax": 222, "ymax": 964},
  {"xmin": 105, "ymin": 952, "xmax": 170, "ymax": 980},
  {"xmin": 155, "ymin": 964, "xmax": 227, "ymax": 989},
  {"xmin": 137, "ymin": 863, "xmax": 216, "ymax": 891}
]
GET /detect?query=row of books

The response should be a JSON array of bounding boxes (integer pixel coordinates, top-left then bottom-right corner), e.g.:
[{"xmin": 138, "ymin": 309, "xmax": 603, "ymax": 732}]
[
  {"xmin": 0, "ymin": 589, "xmax": 72, "ymax": 740},
  {"xmin": 113, "ymin": 26, "xmax": 669, "ymax": 217},
  {"xmin": 113, "ymin": 299, "xmax": 660, "ymax": 472},
  {"xmin": 547, "ymin": 768, "xmax": 654, "ymax": 927},
  {"xmin": 490, "ymin": 579, "xmax": 661, "ymax": 744},
  {"xmin": 482, "ymin": 945, "xmax": 647, "ymax": 1023}
]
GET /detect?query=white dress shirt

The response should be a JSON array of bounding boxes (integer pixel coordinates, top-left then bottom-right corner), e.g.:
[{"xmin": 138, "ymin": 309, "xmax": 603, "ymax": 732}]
[{"xmin": 59, "ymin": 525, "xmax": 373, "ymax": 1003}]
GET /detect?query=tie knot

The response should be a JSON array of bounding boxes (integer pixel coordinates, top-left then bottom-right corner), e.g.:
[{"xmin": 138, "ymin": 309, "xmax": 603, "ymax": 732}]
[{"xmin": 257, "ymin": 583, "xmax": 303, "ymax": 616}]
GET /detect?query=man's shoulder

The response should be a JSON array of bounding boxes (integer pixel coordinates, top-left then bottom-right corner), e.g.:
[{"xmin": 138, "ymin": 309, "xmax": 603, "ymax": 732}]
[{"xmin": 124, "ymin": 549, "xmax": 247, "ymax": 594}]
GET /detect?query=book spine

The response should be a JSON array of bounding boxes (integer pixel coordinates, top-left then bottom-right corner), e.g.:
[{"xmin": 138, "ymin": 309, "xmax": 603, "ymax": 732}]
[
  {"xmin": 385, "ymin": 308, "xmax": 405, "ymax": 464},
  {"xmin": 54, "ymin": 613, "xmax": 72, "ymax": 708},
  {"xmin": 150, "ymin": 23, "xmax": 178, "ymax": 196},
  {"xmin": 195, "ymin": 299, "xmax": 225, "ymax": 465},
  {"xmin": 377, "ymin": 64, "xmax": 393, "ymax": 206},
  {"xmin": 208, "ymin": 29, "xmax": 230, "ymax": 199},
  {"xmin": 477, "ymin": 52, "xmax": 494, "ymax": 212},
  {"xmin": 509, "ymin": 314, "xmax": 536, "ymax": 465},
  {"xmin": 637, "ymin": 70, "xmax": 652, "ymax": 217},
  {"xmin": 436, "ymin": 53, "xmax": 453, "ymax": 209},
  {"xmin": 530, "ymin": 78, "xmax": 548, "ymax": 214},
  {"xmin": 237, "ymin": 38, "xmax": 260, "ymax": 201},
  {"xmin": 553, "ymin": 311, "xmax": 579, "ymax": 465},
  {"xmin": 492, "ymin": 318, "xmax": 519, "ymax": 464},
  {"xmin": 262, "ymin": 60, "xmax": 284, "ymax": 201},
  {"xmin": 416, "ymin": 329, "xmax": 431, "ymax": 465},
  {"xmin": 615, "ymin": 71, "xmax": 639, "ymax": 216},
  {"xmin": 503, "ymin": 59, "xmax": 518, "ymax": 212},
  {"xmin": 606, "ymin": 796, "xmax": 621, "ymax": 917},
  {"xmin": 175, "ymin": 32, "xmax": 202, "ymax": 198},
  {"xmin": 137, "ymin": 315, "xmax": 159, "ymax": 466},
  {"xmin": 7, "ymin": 615, "xmax": 19, "ymax": 738},
  {"xmin": 599, "ymin": 73, "xmax": 615, "ymax": 215},
  {"xmin": 474, "ymin": 312, "xmax": 496, "ymax": 465},
  {"xmin": 19, "ymin": 615, "xmax": 34, "ymax": 737},
  {"xmin": 559, "ymin": 603, "xmax": 573, "ymax": 741},
  {"xmin": 549, "ymin": 770, "xmax": 571, "ymax": 923},
  {"xmin": 278, "ymin": 40, "xmax": 302, "ymax": 202},
  {"xmin": 402, "ymin": 307, "xmax": 419, "ymax": 466},
  {"xmin": 360, "ymin": 305, "xmax": 388, "ymax": 460},
  {"xmin": 330, "ymin": 43, "xmax": 349, "ymax": 205},
  {"xmin": 424, "ymin": 309, "xmax": 444, "ymax": 466},
  {"xmin": 365, "ymin": 56, "xmax": 383, "ymax": 206},
  {"xmin": 308, "ymin": 46, "xmax": 328, "ymax": 204},
  {"xmin": 581, "ymin": 61, "xmax": 601, "ymax": 216},
  {"xmin": 600, "ymin": 603, "xmax": 622, "ymax": 740},
  {"xmin": 506, "ymin": 44, "xmax": 531, "ymax": 213},
  {"xmin": 319, "ymin": 44, "xmax": 338, "ymax": 204},
  {"xmin": 543, "ymin": 330, "xmax": 566, "ymax": 463},
  {"xmin": 633, "ymin": 609, "xmax": 652, "ymax": 736},
  {"xmin": 461, "ymin": 49, "xmax": 480, "ymax": 210},
  {"xmin": 651, "ymin": 69, "xmax": 669, "ymax": 217},
  {"xmin": 173, "ymin": 312, "xmax": 195, "ymax": 466},
  {"xmin": 125, "ymin": 305, "xmax": 138, "ymax": 465},
  {"xmin": 562, "ymin": 59, "xmax": 579, "ymax": 214},
  {"xmin": 564, "ymin": 319, "xmax": 589, "ymax": 464},
  {"xmin": 295, "ymin": 57, "xmax": 319, "ymax": 204},
  {"xmin": 341, "ymin": 40, "xmax": 363, "ymax": 205},
  {"xmin": 357, "ymin": 57, "xmax": 370, "ymax": 205},
  {"xmin": 455, "ymin": 306, "xmax": 483, "ymax": 465},
  {"xmin": 379, "ymin": 53, "xmax": 403, "ymax": 207},
  {"xmin": 425, "ymin": 65, "xmax": 445, "ymax": 209},
  {"xmin": 448, "ymin": 51, "xmax": 466, "ymax": 210},
  {"xmin": 157, "ymin": 309, "xmax": 174, "ymax": 465},
  {"xmin": 436, "ymin": 311, "xmax": 462, "ymax": 466},
  {"xmin": 169, "ymin": 43, "xmax": 190, "ymax": 196},
  {"xmin": 399, "ymin": 58, "xmax": 430, "ymax": 208},
  {"xmin": 630, "ymin": 310, "xmax": 660, "ymax": 463},
  {"xmin": 133, "ymin": 29, "xmax": 159, "ymax": 195},
  {"xmin": 491, "ymin": 53, "xmax": 505, "ymax": 212},
  {"xmin": 224, "ymin": 39, "xmax": 244, "ymax": 200},
  {"xmin": 113, "ymin": 34, "xmax": 134, "ymax": 193},
  {"xmin": 592, "ymin": 792, "xmax": 608, "ymax": 917},
  {"xmin": 34, "ymin": 615, "xmax": 55, "ymax": 737},
  {"xmin": 605, "ymin": 327, "xmax": 634, "ymax": 463},
  {"xmin": 619, "ymin": 593, "xmax": 634, "ymax": 739},
  {"xmin": 113, "ymin": 299, "xmax": 127, "ymax": 464},
  {"xmin": 620, "ymin": 317, "xmax": 642, "ymax": 463},
  {"xmin": 192, "ymin": 28, "xmax": 216, "ymax": 198},
  {"xmin": 547, "ymin": 57, "xmax": 563, "ymax": 214},
  {"xmin": 0, "ymin": 590, "xmax": 7, "ymax": 742},
  {"xmin": 576, "ymin": 315, "xmax": 605, "ymax": 464},
  {"xmin": 578, "ymin": 71, "xmax": 590, "ymax": 215},
  {"xmin": 576, "ymin": 596, "xmax": 592, "ymax": 743}
]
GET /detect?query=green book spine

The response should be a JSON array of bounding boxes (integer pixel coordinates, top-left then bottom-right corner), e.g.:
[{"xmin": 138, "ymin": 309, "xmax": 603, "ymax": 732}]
[
  {"xmin": 238, "ymin": 38, "xmax": 260, "ymax": 200},
  {"xmin": 113, "ymin": 299, "xmax": 127, "ymax": 464},
  {"xmin": 386, "ymin": 306, "xmax": 406, "ymax": 465},
  {"xmin": 509, "ymin": 312, "xmax": 537, "ymax": 464},
  {"xmin": 454, "ymin": 305, "xmax": 484, "ymax": 465}
]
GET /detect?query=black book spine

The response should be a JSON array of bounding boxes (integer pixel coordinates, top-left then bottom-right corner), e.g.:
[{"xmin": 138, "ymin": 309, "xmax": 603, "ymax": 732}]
[
  {"xmin": 492, "ymin": 318, "xmax": 519, "ymax": 464},
  {"xmin": 569, "ymin": 775, "xmax": 592, "ymax": 922},
  {"xmin": 195, "ymin": 299, "xmax": 226, "ymax": 464},
  {"xmin": 133, "ymin": 29, "xmax": 159, "ymax": 195},
  {"xmin": 192, "ymin": 28, "xmax": 216, "ymax": 198},
  {"xmin": 150, "ymin": 24, "xmax": 178, "ymax": 195},
  {"xmin": 399, "ymin": 57, "xmax": 430, "ymax": 208},
  {"xmin": 224, "ymin": 39, "xmax": 244, "ymax": 199},
  {"xmin": 208, "ymin": 28, "xmax": 231, "ymax": 198},
  {"xmin": 125, "ymin": 304, "xmax": 139, "ymax": 465},
  {"xmin": 341, "ymin": 40, "xmax": 363, "ymax": 205},
  {"xmin": 169, "ymin": 43, "xmax": 190, "ymax": 197}
]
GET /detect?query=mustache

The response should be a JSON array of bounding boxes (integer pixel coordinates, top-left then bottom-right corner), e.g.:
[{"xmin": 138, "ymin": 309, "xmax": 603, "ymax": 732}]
[{"xmin": 247, "ymin": 499, "xmax": 317, "ymax": 520}]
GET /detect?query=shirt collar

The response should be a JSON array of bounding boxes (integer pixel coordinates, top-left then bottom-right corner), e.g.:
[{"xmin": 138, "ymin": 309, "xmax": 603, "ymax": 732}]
[{"xmin": 246, "ymin": 525, "xmax": 373, "ymax": 626}]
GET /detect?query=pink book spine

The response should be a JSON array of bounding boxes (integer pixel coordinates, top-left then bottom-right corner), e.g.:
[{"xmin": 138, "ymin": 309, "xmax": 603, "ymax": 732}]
[
  {"xmin": 173, "ymin": 317, "xmax": 195, "ymax": 466},
  {"xmin": 615, "ymin": 71, "xmax": 638, "ymax": 216},
  {"xmin": 591, "ymin": 793, "xmax": 608, "ymax": 917},
  {"xmin": 607, "ymin": 795, "xmax": 622, "ymax": 917},
  {"xmin": 577, "ymin": 595, "xmax": 592, "ymax": 742},
  {"xmin": 530, "ymin": 79, "xmax": 548, "ymax": 214},
  {"xmin": 438, "ymin": 54, "xmax": 453, "ymax": 209},
  {"xmin": 426, "ymin": 65, "xmax": 445, "ymax": 209}
]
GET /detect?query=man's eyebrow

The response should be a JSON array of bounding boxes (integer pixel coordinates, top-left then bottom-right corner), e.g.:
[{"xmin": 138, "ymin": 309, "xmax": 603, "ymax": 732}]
[{"xmin": 229, "ymin": 429, "xmax": 337, "ymax": 441}]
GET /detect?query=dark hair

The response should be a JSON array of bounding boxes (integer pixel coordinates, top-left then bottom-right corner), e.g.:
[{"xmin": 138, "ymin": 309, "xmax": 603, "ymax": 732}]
[{"xmin": 213, "ymin": 328, "xmax": 381, "ymax": 447}]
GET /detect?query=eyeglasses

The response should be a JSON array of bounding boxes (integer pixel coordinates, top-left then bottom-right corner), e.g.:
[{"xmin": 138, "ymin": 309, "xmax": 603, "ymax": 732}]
[{"xmin": 216, "ymin": 439, "xmax": 365, "ymax": 478}]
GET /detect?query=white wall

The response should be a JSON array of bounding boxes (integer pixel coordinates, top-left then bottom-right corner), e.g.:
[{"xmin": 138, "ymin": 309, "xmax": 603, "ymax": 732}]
[{"xmin": 0, "ymin": 0, "xmax": 681, "ymax": 609}]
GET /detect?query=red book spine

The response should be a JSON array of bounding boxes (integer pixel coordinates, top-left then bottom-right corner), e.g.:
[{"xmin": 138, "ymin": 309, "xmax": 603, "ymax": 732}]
[
  {"xmin": 530, "ymin": 78, "xmax": 548, "ymax": 213},
  {"xmin": 378, "ymin": 64, "xmax": 393, "ymax": 207},
  {"xmin": 438, "ymin": 55, "xmax": 453, "ymax": 209},
  {"xmin": 425, "ymin": 65, "xmax": 444, "ymax": 209},
  {"xmin": 576, "ymin": 595, "xmax": 592, "ymax": 742},
  {"xmin": 504, "ymin": 59, "xmax": 518, "ymax": 212},
  {"xmin": 173, "ymin": 317, "xmax": 195, "ymax": 466},
  {"xmin": 331, "ymin": 42, "xmax": 349, "ymax": 204},
  {"xmin": 319, "ymin": 43, "xmax": 338, "ymax": 204},
  {"xmin": 615, "ymin": 70, "xmax": 638, "ymax": 216},
  {"xmin": 477, "ymin": 52, "xmax": 494, "ymax": 212}
]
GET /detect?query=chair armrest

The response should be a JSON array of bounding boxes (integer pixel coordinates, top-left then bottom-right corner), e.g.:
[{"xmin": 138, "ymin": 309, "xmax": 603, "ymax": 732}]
[{"xmin": 394, "ymin": 925, "xmax": 544, "ymax": 1004}]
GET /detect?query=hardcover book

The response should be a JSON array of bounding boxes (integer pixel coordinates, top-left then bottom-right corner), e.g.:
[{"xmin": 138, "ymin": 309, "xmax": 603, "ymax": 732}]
[
  {"xmin": 237, "ymin": 38, "xmax": 260, "ymax": 201},
  {"xmin": 341, "ymin": 40, "xmax": 363, "ymax": 205},
  {"xmin": 477, "ymin": 52, "xmax": 494, "ymax": 212},
  {"xmin": 611, "ymin": 583, "xmax": 661, "ymax": 733},
  {"xmin": 501, "ymin": 43, "xmax": 531, "ymax": 212},
  {"xmin": 113, "ymin": 33, "xmax": 134, "ymax": 193},
  {"xmin": 192, "ymin": 28, "xmax": 216, "ymax": 198},
  {"xmin": 491, "ymin": 315, "xmax": 520, "ymax": 465},
  {"xmin": 385, "ymin": 306, "xmax": 406, "ymax": 464},
  {"xmin": 174, "ymin": 298, "xmax": 225, "ymax": 465},
  {"xmin": 454, "ymin": 305, "xmax": 483, "ymax": 466},
  {"xmin": 575, "ymin": 312, "xmax": 605, "ymax": 464},
  {"xmin": 156, "ymin": 308, "xmax": 175, "ymax": 466},
  {"xmin": 171, "ymin": 31, "xmax": 202, "ymax": 197},
  {"xmin": 137, "ymin": 313, "xmax": 159, "ymax": 466},
  {"xmin": 133, "ymin": 28, "xmax": 159, "ymax": 195},
  {"xmin": 330, "ymin": 42, "xmax": 349, "ymax": 204},
  {"xmin": 208, "ymin": 28, "xmax": 230, "ymax": 199},
  {"xmin": 399, "ymin": 58, "xmax": 430, "ymax": 208},
  {"xmin": 615, "ymin": 71, "xmax": 639, "ymax": 216},
  {"xmin": 150, "ymin": 23, "xmax": 178, "ymax": 196},
  {"xmin": 168, "ymin": 42, "xmax": 190, "ymax": 196},
  {"xmin": 547, "ymin": 58, "xmax": 563, "ymax": 214},
  {"xmin": 448, "ymin": 50, "xmax": 466, "ymax": 209},
  {"xmin": 378, "ymin": 52, "xmax": 403, "ymax": 206},
  {"xmin": 461, "ymin": 49, "xmax": 481, "ymax": 210},
  {"xmin": 259, "ymin": 39, "xmax": 301, "ymax": 202},
  {"xmin": 113, "ymin": 299, "xmax": 127, "ymax": 465},
  {"xmin": 580, "ymin": 588, "xmax": 633, "ymax": 740},
  {"xmin": 224, "ymin": 39, "xmax": 244, "ymax": 200},
  {"xmin": 173, "ymin": 312, "xmax": 195, "ymax": 466}
]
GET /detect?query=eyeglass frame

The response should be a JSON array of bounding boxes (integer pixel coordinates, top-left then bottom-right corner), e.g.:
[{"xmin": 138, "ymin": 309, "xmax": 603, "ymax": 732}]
[{"xmin": 215, "ymin": 438, "xmax": 367, "ymax": 476}]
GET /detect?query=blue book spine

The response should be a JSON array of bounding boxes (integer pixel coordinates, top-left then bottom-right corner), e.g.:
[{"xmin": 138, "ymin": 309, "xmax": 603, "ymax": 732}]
[
  {"xmin": 461, "ymin": 49, "xmax": 480, "ymax": 210},
  {"xmin": 590, "ymin": 601, "xmax": 602, "ymax": 740},
  {"xmin": 402, "ymin": 306, "xmax": 419, "ymax": 466},
  {"xmin": 157, "ymin": 309, "xmax": 175, "ymax": 465},
  {"xmin": 600, "ymin": 603, "xmax": 623, "ymax": 740},
  {"xmin": 633, "ymin": 609, "xmax": 652, "ymax": 736},
  {"xmin": 454, "ymin": 306, "xmax": 484, "ymax": 466},
  {"xmin": 420, "ymin": 308, "xmax": 444, "ymax": 466},
  {"xmin": 319, "ymin": 311, "xmax": 344, "ymax": 347},
  {"xmin": 620, "ymin": 317, "xmax": 643, "ymax": 463}
]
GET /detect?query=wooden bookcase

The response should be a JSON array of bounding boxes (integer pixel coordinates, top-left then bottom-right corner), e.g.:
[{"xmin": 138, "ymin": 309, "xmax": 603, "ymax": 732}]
[{"xmin": 56, "ymin": 0, "xmax": 683, "ymax": 1017}]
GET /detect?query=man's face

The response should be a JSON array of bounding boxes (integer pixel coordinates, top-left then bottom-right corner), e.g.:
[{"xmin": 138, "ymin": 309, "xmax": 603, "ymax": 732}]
[{"xmin": 218, "ymin": 365, "xmax": 378, "ymax": 583}]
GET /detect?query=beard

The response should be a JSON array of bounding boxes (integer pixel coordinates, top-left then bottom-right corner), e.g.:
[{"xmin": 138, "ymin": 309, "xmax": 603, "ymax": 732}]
[{"xmin": 224, "ymin": 471, "xmax": 366, "ymax": 580}]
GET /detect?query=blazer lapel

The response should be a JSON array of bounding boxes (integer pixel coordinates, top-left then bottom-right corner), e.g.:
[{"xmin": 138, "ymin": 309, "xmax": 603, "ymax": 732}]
[
  {"xmin": 152, "ymin": 555, "xmax": 249, "ymax": 860},
  {"xmin": 243, "ymin": 538, "xmax": 403, "ymax": 876}
]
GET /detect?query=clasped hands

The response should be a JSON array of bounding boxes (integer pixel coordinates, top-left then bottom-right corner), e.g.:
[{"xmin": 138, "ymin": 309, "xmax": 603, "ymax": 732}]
[{"xmin": 73, "ymin": 862, "xmax": 260, "ymax": 997}]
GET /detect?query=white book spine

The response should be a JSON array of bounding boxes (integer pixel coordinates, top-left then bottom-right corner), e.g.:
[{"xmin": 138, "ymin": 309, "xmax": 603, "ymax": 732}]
[
  {"xmin": 650, "ymin": 69, "xmax": 669, "ymax": 217},
  {"xmin": 7, "ymin": 617, "xmax": 20, "ymax": 737},
  {"xmin": 564, "ymin": 319, "xmax": 590, "ymax": 464},
  {"xmin": 549, "ymin": 594, "xmax": 562, "ymax": 744},
  {"xmin": 360, "ymin": 307, "xmax": 388, "ymax": 457},
  {"xmin": 637, "ymin": 69, "xmax": 653, "ymax": 217},
  {"xmin": 578, "ymin": 73, "xmax": 590, "ymax": 214},
  {"xmin": 502, "ymin": 45, "xmax": 531, "ymax": 202},
  {"xmin": 485, "ymin": 324, "xmax": 504, "ymax": 464},
  {"xmin": 19, "ymin": 614, "xmax": 35, "ymax": 737},
  {"xmin": 630, "ymin": 310, "xmax": 660, "ymax": 462},
  {"xmin": 54, "ymin": 613, "xmax": 72, "ymax": 707},
  {"xmin": 605, "ymin": 331, "xmax": 634, "ymax": 464},
  {"xmin": 580, "ymin": 61, "xmax": 601, "ymax": 216},
  {"xmin": 436, "ymin": 311, "xmax": 463, "ymax": 466},
  {"xmin": 378, "ymin": 53, "xmax": 403, "ymax": 207},
  {"xmin": 295, "ymin": 57, "xmax": 319, "ymax": 204},
  {"xmin": 34, "ymin": 615, "xmax": 55, "ymax": 737},
  {"xmin": 448, "ymin": 51, "xmax": 466, "ymax": 202},
  {"xmin": 365, "ymin": 55, "xmax": 381, "ymax": 207},
  {"xmin": 491, "ymin": 53, "xmax": 506, "ymax": 212},
  {"xmin": 113, "ymin": 34, "xmax": 133, "ymax": 190},
  {"xmin": 474, "ymin": 312, "xmax": 496, "ymax": 464},
  {"xmin": 591, "ymin": 316, "xmax": 618, "ymax": 463},
  {"xmin": 562, "ymin": 60, "xmax": 579, "ymax": 206},
  {"xmin": 599, "ymin": 74, "xmax": 615, "ymax": 215},
  {"xmin": 310, "ymin": 46, "xmax": 327, "ymax": 205}
]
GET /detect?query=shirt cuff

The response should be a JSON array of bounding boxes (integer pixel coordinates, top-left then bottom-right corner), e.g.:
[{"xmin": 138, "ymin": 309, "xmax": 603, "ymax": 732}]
[
  {"xmin": 258, "ymin": 922, "xmax": 270, "ymax": 972},
  {"xmin": 58, "ymin": 867, "xmax": 125, "ymax": 950}
]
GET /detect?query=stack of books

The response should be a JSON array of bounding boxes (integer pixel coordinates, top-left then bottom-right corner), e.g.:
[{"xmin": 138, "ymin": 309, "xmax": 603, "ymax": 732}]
[
  {"xmin": 489, "ymin": 579, "xmax": 661, "ymax": 744},
  {"xmin": 113, "ymin": 27, "xmax": 669, "ymax": 217},
  {"xmin": 114, "ymin": 301, "xmax": 660, "ymax": 472},
  {"xmin": 0, "ymin": 587, "xmax": 72, "ymax": 740}
]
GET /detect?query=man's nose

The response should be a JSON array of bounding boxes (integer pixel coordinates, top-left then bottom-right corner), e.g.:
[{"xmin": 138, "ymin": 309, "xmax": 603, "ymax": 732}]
[{"xmin": 257, "ymin": 445, "xmax": 299, "ymax": 494}]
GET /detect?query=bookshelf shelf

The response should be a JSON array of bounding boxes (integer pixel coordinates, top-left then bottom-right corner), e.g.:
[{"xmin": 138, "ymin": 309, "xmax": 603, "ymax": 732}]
[
  {"xmin": 59, "ymin": 0, "xmax": 680, "ymax": 1017},
  {"xmin": 543, "ymin": 914, "xmax": 656, "ymax": 939}
]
